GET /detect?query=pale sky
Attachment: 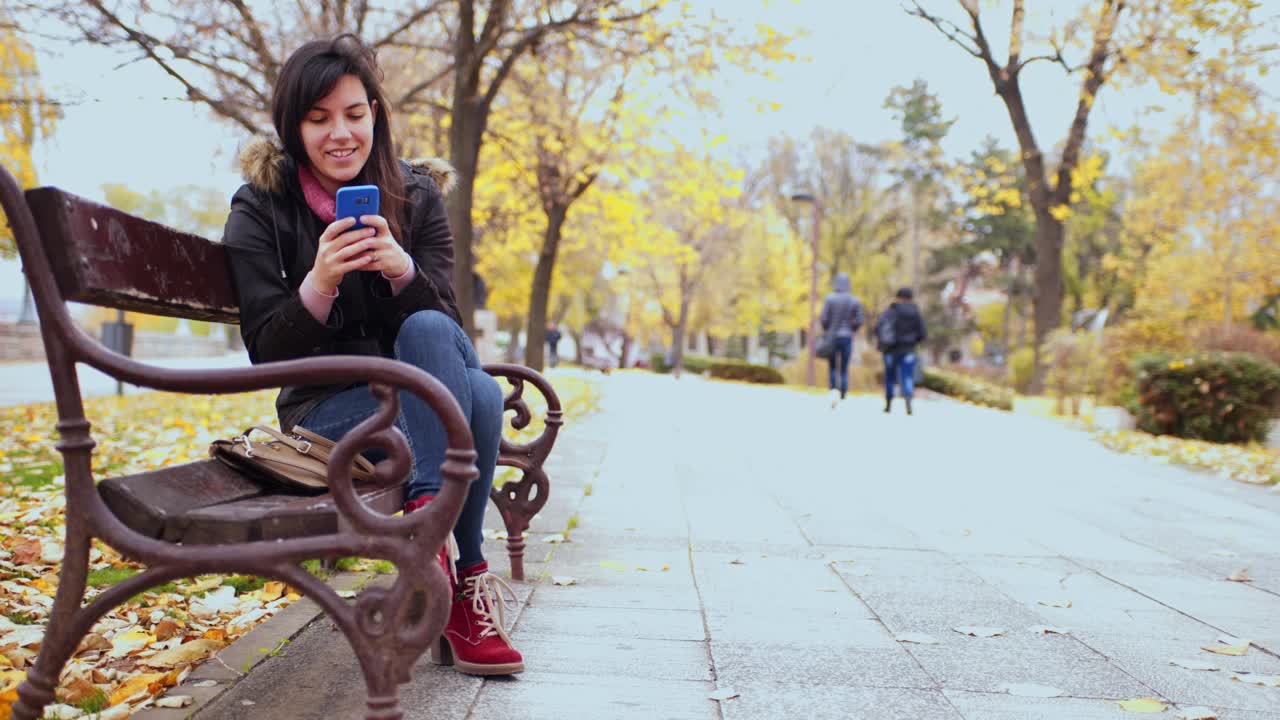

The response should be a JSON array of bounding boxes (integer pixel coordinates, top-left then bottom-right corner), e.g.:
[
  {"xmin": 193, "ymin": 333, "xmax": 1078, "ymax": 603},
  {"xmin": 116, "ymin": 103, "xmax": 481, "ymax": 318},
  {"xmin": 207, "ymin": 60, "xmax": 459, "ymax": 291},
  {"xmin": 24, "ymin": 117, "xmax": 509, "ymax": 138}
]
[{"xmin": 3, "ymin": 0, "xmax": 1256, "ymax": 307}]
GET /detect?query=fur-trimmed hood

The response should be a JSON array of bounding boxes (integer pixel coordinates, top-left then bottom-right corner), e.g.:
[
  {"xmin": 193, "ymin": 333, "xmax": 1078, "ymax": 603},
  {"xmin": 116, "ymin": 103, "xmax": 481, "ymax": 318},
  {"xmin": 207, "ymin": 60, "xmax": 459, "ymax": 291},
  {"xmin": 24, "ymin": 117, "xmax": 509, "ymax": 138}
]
[{"xmin": 237, "ymin": 134, "xmax": 456, "ymax": 196}]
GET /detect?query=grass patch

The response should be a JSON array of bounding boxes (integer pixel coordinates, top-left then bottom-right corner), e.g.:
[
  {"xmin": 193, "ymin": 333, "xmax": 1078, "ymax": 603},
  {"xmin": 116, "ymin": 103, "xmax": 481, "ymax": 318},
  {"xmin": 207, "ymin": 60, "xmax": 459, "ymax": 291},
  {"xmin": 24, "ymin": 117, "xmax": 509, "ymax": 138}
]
[
  {"xmin": 334, "ymin": 557, "xmax": 364, "ymax": 572},
  {"xmin": 86, "ymin": 568, "xmax": 179, "ymax": 602},
  {"xmin": 5, "ymin": 611, "xmax": 37, "ymax": 625},
  {"xmin": 221, "ymin": 575, "xmax": 268, "ymax": 594},
  {"xmin": 301, "ymin": 559, "xmax": 331, "ymax": 579},
  {"xmin": 86, "ymin": 567, "xmax": 139, "ymax": 587},
  {"xmin": 371, "ymin": 560, "xmax": 396, "ymax": 574},
  {"xmin": 74, "ymin": 689, "xmax": 110, "ymax": 715}
]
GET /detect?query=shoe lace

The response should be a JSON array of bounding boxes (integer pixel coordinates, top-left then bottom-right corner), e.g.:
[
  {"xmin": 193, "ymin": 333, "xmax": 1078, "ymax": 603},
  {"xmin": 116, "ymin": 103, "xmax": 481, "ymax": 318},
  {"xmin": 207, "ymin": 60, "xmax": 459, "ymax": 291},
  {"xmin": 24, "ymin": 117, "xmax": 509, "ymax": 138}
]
[{"xmin": 462, "ymin": 571, "xmax": 519, "ymax": 642}]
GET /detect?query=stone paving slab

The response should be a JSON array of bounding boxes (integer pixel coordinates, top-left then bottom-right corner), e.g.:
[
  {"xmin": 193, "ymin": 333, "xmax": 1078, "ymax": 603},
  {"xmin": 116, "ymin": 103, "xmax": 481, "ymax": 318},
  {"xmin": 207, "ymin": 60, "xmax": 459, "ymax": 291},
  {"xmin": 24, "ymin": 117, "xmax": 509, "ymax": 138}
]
[
  {"xmin": 718, "ymin": 684, "xmax": 961, "ymax": 720},
  {"xmin": 470, "ymin": 674, "xmax": 717, "ymax": 720},
  {"xmin": 709, "ymin": 641, "xmax": 937, "ymax": 689},
  {"xmin": 1069, "ymin": 629, "xmax": 1280, "ymax": 713},
  {"xmin": 515, "ymin": 635, "xmax": 712, "ymax": 681},
  {"xmin": 943, "ymin": 689, "xmax": 1280, "ymax": 720},
  {"xmin": 703, "ymin": 605, "xmax": 894, "ymax": 647},
  {"xmin": 529, "ymin": 578, "xmax": 704, "ymax": 611},
  {"xmin": 903, "ymin": 633, "xmax": 1157, "ymax": 698},
  {"xmin": 514, "ymin": 604, "xmax": 707, "ymax": 641}
]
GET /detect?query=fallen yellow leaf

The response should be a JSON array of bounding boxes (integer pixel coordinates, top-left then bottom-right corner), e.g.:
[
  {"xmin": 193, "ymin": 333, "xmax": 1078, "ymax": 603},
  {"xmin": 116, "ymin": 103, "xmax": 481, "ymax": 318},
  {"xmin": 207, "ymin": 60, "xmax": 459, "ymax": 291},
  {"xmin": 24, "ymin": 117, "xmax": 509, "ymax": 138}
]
[
  {"xmin": 260, "ymin": 581, "xmax": 285, "ymax": 603},
  {"xmin": 108, "ymin": 671, "xmax": 167, "ymax": 706},
  {"xmin": 108, "ymin": 628, "xmax": 155, "ymax": 657},
  {"xmin": 1116, "ymin": 697, "xmax": 1168, "ymax": 713},
  {"xmin": 140, "ymin": 639, "xmax": 225, "ymax": 669},
  {"xmin": 1201, "ymin": 644, "xmax": 1248, "ymax": 656}
]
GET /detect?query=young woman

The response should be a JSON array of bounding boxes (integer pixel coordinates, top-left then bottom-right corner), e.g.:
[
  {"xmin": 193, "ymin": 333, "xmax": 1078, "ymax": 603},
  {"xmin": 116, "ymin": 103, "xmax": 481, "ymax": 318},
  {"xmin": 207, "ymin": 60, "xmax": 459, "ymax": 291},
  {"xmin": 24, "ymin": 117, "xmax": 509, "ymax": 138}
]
[{"xmin": 222, "ymin": 34, "xmax": 522, "ymax": 676}]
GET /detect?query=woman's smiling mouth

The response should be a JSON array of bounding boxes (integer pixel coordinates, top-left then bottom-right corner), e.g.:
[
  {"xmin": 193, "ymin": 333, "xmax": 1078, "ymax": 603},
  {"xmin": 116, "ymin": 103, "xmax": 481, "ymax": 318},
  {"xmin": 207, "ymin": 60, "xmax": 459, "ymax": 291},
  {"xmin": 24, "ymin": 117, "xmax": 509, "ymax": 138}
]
[{"xmin": 327, "ymin": 148, "xmax": 357, "ymax": 159}]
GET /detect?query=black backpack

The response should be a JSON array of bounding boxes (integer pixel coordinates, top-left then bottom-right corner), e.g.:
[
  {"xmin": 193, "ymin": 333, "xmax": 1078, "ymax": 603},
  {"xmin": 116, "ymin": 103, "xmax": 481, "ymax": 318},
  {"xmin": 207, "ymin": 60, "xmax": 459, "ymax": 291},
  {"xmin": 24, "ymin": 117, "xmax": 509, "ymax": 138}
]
[{"xmin": 876, "ymin": 313, "xmax": 896, "ymax": 351}]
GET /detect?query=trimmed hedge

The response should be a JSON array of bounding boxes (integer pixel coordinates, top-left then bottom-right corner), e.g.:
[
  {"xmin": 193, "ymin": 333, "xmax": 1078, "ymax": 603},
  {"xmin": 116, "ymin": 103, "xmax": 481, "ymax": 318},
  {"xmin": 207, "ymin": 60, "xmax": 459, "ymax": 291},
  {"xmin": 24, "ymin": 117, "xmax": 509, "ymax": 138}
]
[
  {"xmin": 650, "ymin": 353, "xmax": 712, "ymax": 374},
  {"xmin": 920, "ymin": 368, "xmax": 1014, "ymax": 411},
  {"xmin": 649, "ymin": 353, "xmax": 782, "ymax": 384},
  {"xmin": 706, "ymin": 360, "xmax": 783, "ymax": 384},
  {"xmin": 1132, "ymin": 352, "xmax": 1280, "ymax": 444}
]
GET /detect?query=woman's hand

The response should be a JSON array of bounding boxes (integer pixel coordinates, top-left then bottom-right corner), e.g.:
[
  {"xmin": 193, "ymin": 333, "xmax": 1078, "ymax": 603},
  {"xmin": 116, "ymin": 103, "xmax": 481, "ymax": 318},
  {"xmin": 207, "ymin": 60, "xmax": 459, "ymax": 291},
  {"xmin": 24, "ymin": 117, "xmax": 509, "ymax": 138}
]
[
  {"xmin": 312, "ymin": 216, "xmax": 378, "ymax": 294},
  {"xmin": 358, "ymin": 214, "xmax": 412, "ymax": 277}
]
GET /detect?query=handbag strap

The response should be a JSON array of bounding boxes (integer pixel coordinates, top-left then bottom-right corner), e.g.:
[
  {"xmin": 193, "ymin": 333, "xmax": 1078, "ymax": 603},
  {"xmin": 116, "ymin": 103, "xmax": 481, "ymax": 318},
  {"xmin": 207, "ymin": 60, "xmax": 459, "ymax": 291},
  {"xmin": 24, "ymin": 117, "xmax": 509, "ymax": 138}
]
[{"xmin": 239, "ymin": 426, "xmax": 376, "ymax": 478}]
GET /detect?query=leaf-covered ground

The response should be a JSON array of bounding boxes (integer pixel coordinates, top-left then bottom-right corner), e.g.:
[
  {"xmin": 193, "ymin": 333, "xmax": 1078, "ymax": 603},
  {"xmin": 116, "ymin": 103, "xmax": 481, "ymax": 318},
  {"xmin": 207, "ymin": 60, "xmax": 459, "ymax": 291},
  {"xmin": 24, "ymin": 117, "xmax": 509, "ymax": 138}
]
[
  {"xmin": 1010, "ymin": 396, "xmax": 1278, "ymax": 487},
  {"xmin": 0, "ymin": 370, "xmax": 599, "ymax": 719},
  {"xmin": 1094, "ymin": 429, "xmax": 1280, "ymax": 487}
]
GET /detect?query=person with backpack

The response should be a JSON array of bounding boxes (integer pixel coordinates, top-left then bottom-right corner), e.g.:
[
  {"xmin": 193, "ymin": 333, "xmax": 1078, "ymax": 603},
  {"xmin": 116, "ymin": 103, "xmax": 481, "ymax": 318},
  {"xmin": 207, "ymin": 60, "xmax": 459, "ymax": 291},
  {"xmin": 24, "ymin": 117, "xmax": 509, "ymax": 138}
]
[
  {"xmin": 818, "ymin": 272, "xmax": 865, "ymax": 406},
  {"xmin": 875, "ymin": 287, "xmax": 928, "ymax": 415}
]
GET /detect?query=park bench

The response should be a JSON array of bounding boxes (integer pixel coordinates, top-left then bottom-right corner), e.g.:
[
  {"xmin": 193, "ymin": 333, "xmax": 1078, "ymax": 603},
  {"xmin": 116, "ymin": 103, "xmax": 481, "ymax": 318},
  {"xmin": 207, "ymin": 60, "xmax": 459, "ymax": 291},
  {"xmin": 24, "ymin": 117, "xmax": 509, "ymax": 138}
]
[{"xmin": 0, "ymin": 163, "xmax": 561, "ymax": 720}]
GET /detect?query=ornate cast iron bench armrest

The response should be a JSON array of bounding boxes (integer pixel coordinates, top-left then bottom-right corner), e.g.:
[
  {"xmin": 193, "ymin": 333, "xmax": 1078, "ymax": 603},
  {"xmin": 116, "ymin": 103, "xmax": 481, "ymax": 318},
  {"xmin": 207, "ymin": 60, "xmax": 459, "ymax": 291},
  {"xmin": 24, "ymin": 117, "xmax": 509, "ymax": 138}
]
[{"xmin": 483, "ymin": 363, "xmax": 563, "ymax": 580}]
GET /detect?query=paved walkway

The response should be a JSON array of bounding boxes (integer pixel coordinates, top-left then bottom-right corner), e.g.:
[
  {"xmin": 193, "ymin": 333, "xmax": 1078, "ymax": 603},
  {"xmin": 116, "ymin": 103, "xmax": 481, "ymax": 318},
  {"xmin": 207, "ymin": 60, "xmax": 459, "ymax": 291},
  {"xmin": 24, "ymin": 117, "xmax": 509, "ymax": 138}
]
[{"xmin": 190, "ymin": 372, "xmax": 1280, "ymax": 719}]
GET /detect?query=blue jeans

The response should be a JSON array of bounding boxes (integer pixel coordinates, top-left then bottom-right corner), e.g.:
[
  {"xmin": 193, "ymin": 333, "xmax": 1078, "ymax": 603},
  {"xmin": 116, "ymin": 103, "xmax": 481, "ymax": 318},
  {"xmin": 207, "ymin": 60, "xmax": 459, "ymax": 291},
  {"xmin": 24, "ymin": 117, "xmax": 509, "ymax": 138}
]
[
  {"xmin": 827, "ymin": 336, "xmax": 853, "ymax": 397},
  {"xmin": 301, "ymin": 310, "xmax": 503, "ymax": 569},
  {"xmin": 884, "ymin": 350, "xmax": 917, "ymax": 401}
]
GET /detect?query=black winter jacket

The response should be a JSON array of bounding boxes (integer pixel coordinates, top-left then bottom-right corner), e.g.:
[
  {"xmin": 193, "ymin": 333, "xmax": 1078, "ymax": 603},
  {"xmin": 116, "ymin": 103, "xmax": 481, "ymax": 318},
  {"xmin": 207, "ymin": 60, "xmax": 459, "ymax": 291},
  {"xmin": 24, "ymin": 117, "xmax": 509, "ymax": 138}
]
[
  {"xmin": 222, "ymin": 136, "xmax": 461, "ymax": 430},
  {"xmin": 875, "ymin": 301, "xmax": 928, "ymax": 355}
]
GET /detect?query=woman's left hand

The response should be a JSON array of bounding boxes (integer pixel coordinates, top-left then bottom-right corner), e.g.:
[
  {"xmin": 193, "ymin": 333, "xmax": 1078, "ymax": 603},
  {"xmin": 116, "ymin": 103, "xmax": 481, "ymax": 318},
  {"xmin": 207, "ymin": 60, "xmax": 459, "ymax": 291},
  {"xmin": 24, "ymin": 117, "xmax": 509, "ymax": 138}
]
[{"xmin": 359, "ymin": 214, "xmax": 412, "ymax": 277}]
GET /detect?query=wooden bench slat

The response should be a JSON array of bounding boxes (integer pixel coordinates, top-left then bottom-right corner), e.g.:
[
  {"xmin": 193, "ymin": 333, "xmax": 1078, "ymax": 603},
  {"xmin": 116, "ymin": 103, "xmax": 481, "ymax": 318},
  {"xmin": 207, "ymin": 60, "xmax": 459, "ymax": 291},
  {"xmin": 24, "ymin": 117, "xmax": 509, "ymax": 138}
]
[
  {"xmin": 97, "ymin": 460, "xmax": 264, "ymax": 539},
  {"xmin": 177, "ymin": 485, "xmax": 405, "ymax": 544},
  {"xmin": 99, "ymin": 460, "xmax": 406, "ymax": 545},
  {"xmin": 25, "ymin": 187, "xmax": 240, "ymax": 323}
]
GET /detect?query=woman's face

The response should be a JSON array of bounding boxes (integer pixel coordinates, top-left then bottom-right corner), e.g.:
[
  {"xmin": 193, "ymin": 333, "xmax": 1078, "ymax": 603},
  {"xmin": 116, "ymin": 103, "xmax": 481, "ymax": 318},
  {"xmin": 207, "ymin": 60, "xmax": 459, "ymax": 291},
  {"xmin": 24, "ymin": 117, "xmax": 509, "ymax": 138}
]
[{"xmin": 300, "ymin": 73, "xmax": 377, "ymax": 194}]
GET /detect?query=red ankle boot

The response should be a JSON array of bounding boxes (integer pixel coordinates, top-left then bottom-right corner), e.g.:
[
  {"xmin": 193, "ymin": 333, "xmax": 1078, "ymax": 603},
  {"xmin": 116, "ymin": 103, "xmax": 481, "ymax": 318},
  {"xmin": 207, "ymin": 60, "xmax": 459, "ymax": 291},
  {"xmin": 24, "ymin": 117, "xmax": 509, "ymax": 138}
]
[
  {"xmin": 404, "ymin": 495, "xmax": 456, "ymax": 587},
  {"xmin": 432, "ymin": 561, "xmax": 523, "ymax": 675}
]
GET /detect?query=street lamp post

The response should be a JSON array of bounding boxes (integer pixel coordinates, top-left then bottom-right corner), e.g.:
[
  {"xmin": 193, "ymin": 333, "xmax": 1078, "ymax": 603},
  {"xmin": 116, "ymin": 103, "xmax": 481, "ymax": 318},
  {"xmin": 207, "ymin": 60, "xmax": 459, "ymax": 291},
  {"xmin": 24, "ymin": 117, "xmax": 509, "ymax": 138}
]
[{"xmin": 790, "ymin": 192, "xmax": 821, "ymax": 387}]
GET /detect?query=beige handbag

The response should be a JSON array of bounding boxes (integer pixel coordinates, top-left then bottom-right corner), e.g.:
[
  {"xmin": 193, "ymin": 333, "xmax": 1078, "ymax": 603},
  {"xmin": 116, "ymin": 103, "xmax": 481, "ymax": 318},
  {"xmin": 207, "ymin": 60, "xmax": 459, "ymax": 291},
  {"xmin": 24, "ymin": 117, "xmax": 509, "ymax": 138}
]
[{"xmin": 209, "ymin": 426, "xmax": 376, "ymax": 495}]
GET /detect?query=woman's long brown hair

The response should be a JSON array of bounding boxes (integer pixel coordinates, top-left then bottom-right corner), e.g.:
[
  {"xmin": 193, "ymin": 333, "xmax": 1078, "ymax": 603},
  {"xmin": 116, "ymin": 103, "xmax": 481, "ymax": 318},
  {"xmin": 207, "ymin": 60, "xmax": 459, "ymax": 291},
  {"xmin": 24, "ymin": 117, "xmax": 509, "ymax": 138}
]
[{"xmin": 271, "ymin": 34, "xmax": 407, "ymax": 248}]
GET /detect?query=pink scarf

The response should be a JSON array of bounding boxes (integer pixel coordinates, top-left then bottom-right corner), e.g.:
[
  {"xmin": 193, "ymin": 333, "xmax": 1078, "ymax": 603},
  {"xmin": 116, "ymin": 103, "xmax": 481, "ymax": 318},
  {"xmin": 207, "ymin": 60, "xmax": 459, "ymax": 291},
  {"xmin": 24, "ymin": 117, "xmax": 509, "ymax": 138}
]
[{"xmin": 298, "ymin": 165, "xmax": 337, "ymax": 223}]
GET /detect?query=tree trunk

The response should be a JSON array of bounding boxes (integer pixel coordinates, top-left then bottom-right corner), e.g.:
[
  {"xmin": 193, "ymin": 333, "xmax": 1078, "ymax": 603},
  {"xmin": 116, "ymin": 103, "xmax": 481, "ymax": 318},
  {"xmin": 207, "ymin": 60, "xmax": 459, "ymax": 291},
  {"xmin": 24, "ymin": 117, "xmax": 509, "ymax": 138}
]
[
  {"xmin": 1031, "ymin": 214, "xmax": 1065, "ymax": 390},
  {"xmin": 620, "ymin": 332, "xmax": 633, "ymax": 370},
  {"xmin": 1001, "ymin": 266, "xmax": 1015, "ymax": 356},
  {"xmin": 524, "ymin": 204, "xmax": 568, "ymax": 372},
  {"xmin": 670, "ymin": 298, "xmax": 691, "ymax": 378},
  {"xmin": 503, "ymin": 314, "xmax": 523, "ymax": 362},
  {"xmin": 448, "ymin": 42, "xmax": 491, "ymax": 341},
  {"xmin": 570, "ymin": 327, "xmax": 584, "ymax": 365}
]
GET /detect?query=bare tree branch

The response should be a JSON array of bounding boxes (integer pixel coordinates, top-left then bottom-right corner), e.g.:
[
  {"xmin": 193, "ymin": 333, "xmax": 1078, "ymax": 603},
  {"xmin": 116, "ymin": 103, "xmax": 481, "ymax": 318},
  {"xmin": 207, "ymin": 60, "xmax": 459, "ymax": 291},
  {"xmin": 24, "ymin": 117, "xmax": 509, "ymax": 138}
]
[
  {"xmin": 397, "ymin": 63, "xmax": 455, "ymax": 105},
  {"xmin": 904, "ymin": 1, "xmax": 981, "ymax": 58},
  {"xmin": 82, "ymin": 0, "xmax": 262, "ymax": 133},
  {"xmin": 370, "ymin": 0, "xmax": 449, "ymax": 49},
  {"xmin": 1054, "ymin": 0, "xmax": 1123, "ymax": 205},
  {"xmin": 1008, "ymin": 0, "xmax": 1025, "ymax": 68},
  {"xmin": 223, "ymin": 0, "xmax": 280, "ymax": 85}
]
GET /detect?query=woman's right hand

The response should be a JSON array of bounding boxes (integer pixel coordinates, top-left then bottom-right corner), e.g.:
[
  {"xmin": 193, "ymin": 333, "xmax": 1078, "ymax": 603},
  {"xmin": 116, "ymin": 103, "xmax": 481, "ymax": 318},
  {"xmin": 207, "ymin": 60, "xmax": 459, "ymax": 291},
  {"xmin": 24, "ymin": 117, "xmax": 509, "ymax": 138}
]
[{"xmin": 311, "ymin": 217, "xmax": 379, "ymax": 294}]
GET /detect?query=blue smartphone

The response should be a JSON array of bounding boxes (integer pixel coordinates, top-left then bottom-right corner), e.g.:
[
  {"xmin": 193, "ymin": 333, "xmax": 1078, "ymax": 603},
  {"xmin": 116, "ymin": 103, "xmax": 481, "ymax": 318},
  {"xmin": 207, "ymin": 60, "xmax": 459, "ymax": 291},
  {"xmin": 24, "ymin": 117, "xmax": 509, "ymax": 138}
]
[{"xmin": 335, "ymin": 185, "xmax": 380, "ymax": 231}]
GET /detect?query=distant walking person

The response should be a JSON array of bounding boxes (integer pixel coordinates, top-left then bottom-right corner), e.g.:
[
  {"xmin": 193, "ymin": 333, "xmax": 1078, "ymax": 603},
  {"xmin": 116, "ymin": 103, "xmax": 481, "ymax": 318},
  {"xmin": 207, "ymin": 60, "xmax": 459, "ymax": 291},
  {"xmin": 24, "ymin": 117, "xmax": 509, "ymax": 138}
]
[
  {"xmin": 875, "ymin": 288, "xmax": 927, "ymax": 415},
  {"xmin": 545, "ymin": 322, "xmax": 562, "ymax": 368},
  {"xmin": 819, "ymin": 272, "xmax": 865, "ymax": 406}
]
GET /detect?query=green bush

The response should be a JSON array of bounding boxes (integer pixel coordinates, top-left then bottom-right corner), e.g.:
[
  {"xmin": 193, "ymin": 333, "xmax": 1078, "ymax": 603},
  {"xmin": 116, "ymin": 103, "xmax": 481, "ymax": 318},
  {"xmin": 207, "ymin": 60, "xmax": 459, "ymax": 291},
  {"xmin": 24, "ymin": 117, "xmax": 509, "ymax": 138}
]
[
  {"xmin": 1132, "ymin": 352, "xmax": 1280, "ymax": 444},
  {"xmin": 649, "ymin": 353, "xmax": 712, "ymax": 374},
  {"xmin": 1099, "ymin": 317, "xmax": 1193, "ymax": 405},
  {"xmin": 1007, "ymin": 347, "xmax": 1036, "ymax": 394},
  {"xmin": 650, "ymin": 353, "xmax": 782, "ymax": 384},
  {"xmin": 706, "ymin": 359, "xmax": 783, "ymax": 384},
  {"xmin": 920, "ymin": 368, "xmax": 1013, "ymax": 411}
]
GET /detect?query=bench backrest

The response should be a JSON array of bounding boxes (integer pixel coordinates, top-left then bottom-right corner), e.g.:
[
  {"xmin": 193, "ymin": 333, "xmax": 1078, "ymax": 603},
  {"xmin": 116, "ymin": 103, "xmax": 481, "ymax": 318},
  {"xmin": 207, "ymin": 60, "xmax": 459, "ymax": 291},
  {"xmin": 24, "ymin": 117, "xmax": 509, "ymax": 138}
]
[{"xmin": 25, "ymin": 187, "xmax": 239, "ymax": 324}]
